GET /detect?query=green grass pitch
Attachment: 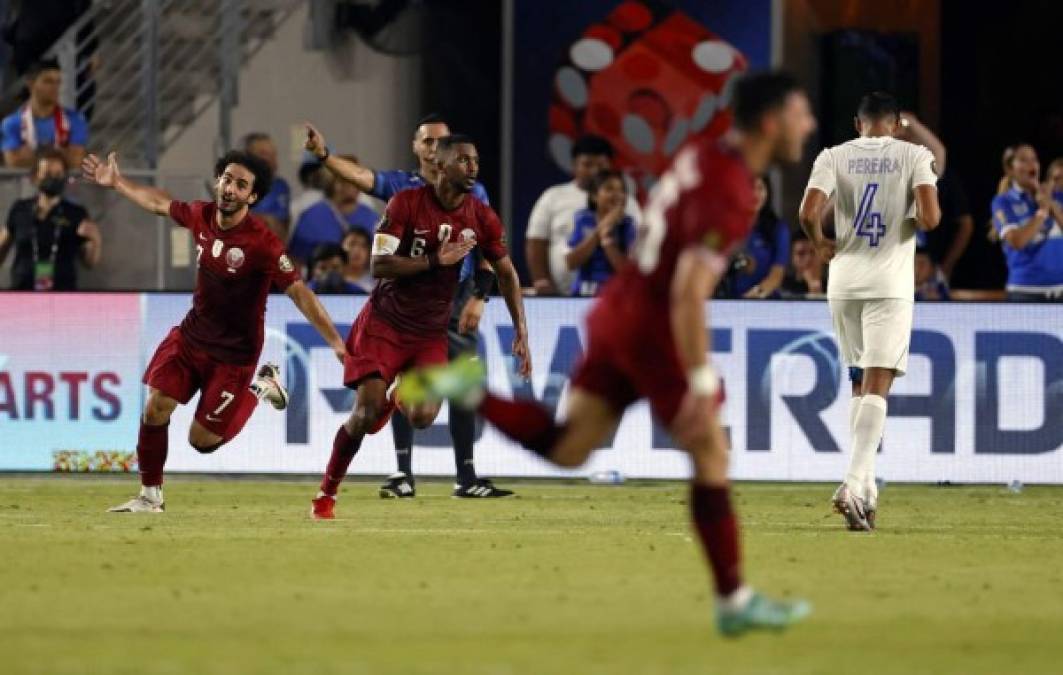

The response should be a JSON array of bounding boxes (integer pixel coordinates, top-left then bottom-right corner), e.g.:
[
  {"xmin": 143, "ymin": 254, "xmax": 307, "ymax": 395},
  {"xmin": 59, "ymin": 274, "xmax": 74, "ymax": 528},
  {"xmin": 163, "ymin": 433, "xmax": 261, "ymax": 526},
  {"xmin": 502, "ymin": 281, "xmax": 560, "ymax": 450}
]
[{"xmin": 1, "ymin": 477, "xmax": 1061, "ymax": 675}]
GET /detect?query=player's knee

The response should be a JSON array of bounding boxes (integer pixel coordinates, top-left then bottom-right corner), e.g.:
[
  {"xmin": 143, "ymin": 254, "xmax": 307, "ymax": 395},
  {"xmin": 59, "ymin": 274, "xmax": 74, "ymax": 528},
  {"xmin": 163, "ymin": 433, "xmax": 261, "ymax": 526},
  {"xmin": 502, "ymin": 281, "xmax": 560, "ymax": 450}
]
[
  {"xmin": 192, "ymin": 442, "xmax": 223, "ymax": 454},
  {"xmin": 143, "ymin": 396, "xmax": 174, "ymax": 426},
  {"xmin": 408, "ymin": 406, "xmax": 439, "ymax": 429},
  {"xmin": 350, "ymin": 404, "xmax": 379, "ymax": 434}
]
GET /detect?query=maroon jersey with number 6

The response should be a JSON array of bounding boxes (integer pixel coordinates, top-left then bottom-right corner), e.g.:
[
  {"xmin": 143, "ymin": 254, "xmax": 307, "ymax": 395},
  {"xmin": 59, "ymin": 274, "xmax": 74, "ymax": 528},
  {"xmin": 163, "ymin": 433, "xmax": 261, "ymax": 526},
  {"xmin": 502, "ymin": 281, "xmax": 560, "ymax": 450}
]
[
  {"xmin": 168, "ymin": 200, "xmax": 301, "ymax": 365},
  {"xmin": 369, "ymin": 185, "xmax": 507, "ymax": 337}
]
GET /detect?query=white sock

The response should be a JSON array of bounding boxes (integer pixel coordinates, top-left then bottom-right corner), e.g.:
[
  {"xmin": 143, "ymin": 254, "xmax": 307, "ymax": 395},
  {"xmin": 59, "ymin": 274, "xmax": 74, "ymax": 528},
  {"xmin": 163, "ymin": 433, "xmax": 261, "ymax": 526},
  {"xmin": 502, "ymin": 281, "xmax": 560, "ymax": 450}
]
[
  {"xmin": 140, "ymin": 485, "xmax": 163, "ymax": 503},
  {"xmin": 719, "ymin": 585, "xmax": 754, "ymax": 612},
  {"xmin": 849, "ymin": 395, "xmax": 863, "ymax": 436},
  {"xmin": 845, "ymin": 394, "xmax": 887, "ymax": 499}
]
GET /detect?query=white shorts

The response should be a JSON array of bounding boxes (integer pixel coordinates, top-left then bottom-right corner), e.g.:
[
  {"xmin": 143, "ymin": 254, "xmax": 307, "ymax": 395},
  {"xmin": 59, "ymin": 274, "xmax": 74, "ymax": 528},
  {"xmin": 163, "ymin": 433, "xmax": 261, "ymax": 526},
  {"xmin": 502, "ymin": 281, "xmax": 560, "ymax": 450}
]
[{"xmin": 828, "ymin": 298, "xmax": 913, "ymax": 377}]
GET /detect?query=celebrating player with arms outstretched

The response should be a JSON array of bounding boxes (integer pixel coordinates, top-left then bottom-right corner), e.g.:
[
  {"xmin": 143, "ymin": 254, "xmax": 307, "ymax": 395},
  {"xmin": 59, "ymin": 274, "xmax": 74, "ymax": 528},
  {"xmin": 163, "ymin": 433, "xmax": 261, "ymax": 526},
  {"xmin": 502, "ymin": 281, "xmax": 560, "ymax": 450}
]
[
  {"xmin": 398, "ymin": 72, "xmax": 815, "ymax": 636},
  {"xmin": 310, "ymin": 134, "xmax": 531, "ymax": 519},
  {"xmin": 799, "ymin": 92, "xmax": 942, "ymax": 531},
  {"xmin": 81, "ymin": 150, "xmax": 347, "ymax": 513}
]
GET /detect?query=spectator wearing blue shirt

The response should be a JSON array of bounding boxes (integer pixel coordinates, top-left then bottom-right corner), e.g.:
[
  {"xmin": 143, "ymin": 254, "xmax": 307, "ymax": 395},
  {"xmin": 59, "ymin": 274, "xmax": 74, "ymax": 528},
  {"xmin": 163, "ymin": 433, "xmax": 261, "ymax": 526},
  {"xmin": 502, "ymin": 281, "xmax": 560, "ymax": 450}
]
[
  {"xmin": 307, "ymin": 243, "xmax": 367, "ymax": 295},
  {"xmin": 302, "ymin": 115, "xmax": 512, "ymax": 498},
  {"xmin": 1, "ymin": 59, "xmax": 88, "ymax": 169},
  {"xmin": 243, "ymin": 132, "xmax": 291, "ymax": 240},
  {"xmin": 990, "ymin": 143, "xmax": 1063, "ymax": 301},
  {"xmin": 288, "ymin": 154, "xmax": 379, "ymax": 266},
  {"xmin": 731, "ymin": 176, "xmax": 790, "ymax": 298},
  {"xmin": 564, "ymin": 170, "xmax": 634, "ymax": 297}
]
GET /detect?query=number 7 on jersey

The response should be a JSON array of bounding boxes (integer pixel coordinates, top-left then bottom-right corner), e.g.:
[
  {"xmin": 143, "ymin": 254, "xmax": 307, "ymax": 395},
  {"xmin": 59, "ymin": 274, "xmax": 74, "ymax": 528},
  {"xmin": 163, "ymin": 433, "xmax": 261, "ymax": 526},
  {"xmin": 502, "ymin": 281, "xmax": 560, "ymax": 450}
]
[{"xmin": 854, "ymin": 182, "xmax": 885, "ymax": 247}]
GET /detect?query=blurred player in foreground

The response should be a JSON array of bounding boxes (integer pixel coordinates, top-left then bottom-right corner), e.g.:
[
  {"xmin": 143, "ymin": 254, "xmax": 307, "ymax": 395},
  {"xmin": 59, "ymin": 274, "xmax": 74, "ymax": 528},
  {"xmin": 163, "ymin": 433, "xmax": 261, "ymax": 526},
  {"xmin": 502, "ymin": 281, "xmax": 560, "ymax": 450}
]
[
  {"xmin": 309, "ymin": 134, "xmax": 531, "ymax": 519},
  {"xmin": 799, "ymin": 92, "xmax": 941, "ymax": 531},
  {"xmin": 82, "ymin": 150, "xmax": 346, "ymax": 513},
  {"xmin": 398, "ymin": 72, "xmax": 816, "ymax": 636}
]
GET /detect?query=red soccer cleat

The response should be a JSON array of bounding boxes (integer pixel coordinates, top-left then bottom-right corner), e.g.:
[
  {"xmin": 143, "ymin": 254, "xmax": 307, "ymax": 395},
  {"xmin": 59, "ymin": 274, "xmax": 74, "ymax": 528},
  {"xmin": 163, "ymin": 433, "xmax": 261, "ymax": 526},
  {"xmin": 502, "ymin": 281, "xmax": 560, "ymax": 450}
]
[{"xmin": 311, "ymin": 494, "xmax": 336, "ymax": 520}]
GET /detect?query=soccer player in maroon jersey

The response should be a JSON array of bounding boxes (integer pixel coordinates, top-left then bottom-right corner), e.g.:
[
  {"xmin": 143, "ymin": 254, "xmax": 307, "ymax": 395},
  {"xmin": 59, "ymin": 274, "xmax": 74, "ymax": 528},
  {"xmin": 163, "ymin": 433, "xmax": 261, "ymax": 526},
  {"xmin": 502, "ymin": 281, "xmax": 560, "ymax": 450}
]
[
  {"xmin": 80, "ymin": 150, "xmax": 347, "ymax": 513},
  {"xmin": 310, "ymin": 134, "xmax": 531, "ymax": 519},
  {"xmin": 399, "ymin": 73, "xmax": 817, "ymax": 635}
]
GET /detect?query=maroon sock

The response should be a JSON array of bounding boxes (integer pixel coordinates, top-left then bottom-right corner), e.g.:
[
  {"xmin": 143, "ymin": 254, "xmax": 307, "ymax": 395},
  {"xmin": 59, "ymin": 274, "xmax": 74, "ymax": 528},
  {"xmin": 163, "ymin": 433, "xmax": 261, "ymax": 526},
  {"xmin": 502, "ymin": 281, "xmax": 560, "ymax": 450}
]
[
  {"xmin": 479, "ymin": 393, "xmax": 564, "ymax": 459},
  {"xmin": 137, "ymin": 421, "xmax": 169, "ymax": 487},
  {"xmin": 690, "ymin": 483, "xmax": 743, "ymax": 597},
  {"xmin": 319, "ymin": 425, "xmax": 363, "ymax": 496}
]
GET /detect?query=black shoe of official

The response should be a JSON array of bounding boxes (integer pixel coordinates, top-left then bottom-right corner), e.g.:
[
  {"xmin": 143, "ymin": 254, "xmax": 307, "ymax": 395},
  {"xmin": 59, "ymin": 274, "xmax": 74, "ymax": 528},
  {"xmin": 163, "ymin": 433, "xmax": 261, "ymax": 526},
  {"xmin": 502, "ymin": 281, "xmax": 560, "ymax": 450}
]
[
  {"xmin": 452, "ymin": 479, "xmax": 514, "ymax": 499},
  {"xmin": 379, "ymin": 472, "xmax": 416, "ymax": 499}
]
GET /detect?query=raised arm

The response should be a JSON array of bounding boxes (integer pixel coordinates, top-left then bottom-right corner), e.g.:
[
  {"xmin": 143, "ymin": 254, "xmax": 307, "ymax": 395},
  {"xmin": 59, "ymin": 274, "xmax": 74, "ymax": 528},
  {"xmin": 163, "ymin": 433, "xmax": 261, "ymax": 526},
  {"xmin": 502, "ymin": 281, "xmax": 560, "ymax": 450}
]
[
  {"xmin": 285, "ymin": 280, "xmax": 347, "ymax": 363},
  {"xmin": 897, "ymin": 112, "xmax": 946, "ymax": 177},
  {"xmin": 488, "ymin": 255, "xmax": 532, "ymax": 379},
  {"xmin": 303, "ymin": 122, "xmax": 376, "ymax": 193},
  {"xmin": 81, "ymin": 152, "xmax": 171, "ymax": 216}
]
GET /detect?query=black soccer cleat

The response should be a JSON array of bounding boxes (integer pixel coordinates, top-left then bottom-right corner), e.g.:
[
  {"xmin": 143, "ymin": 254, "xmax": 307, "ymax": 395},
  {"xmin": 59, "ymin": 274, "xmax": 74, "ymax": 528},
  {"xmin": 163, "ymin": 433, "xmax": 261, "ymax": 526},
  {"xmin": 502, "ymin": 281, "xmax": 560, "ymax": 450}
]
[
  {"xmin": 378, "ymin": 472, "xmax": 416, "ymax": 499},
  {"xmin": 453, "ymin": 479, "xmax": 514, "ymax": 499}
]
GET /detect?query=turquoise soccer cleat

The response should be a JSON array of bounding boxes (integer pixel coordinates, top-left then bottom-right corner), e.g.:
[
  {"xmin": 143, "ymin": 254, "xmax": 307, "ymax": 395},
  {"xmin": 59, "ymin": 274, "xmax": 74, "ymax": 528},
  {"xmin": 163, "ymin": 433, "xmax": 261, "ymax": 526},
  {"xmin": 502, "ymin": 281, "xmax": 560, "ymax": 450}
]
[{"xmin": 715, "ymin": 591, "xmax": 812, "ymax": 637}]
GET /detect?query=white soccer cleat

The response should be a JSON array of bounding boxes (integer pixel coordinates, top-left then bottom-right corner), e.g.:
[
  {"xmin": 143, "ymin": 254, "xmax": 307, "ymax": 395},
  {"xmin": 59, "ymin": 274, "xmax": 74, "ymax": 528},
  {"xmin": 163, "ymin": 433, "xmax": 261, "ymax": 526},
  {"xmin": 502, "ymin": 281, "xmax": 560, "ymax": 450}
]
[
  {"xmin": 831, "ymin": 483, "xmax": 871, "ymax": 531},
  {"xmin": 108, "ymin": 495, "xmax": 164, "ymax": 513},
  {"xmin": 251, "ymin": 362, "xmax": 289, "ymax": 411}
]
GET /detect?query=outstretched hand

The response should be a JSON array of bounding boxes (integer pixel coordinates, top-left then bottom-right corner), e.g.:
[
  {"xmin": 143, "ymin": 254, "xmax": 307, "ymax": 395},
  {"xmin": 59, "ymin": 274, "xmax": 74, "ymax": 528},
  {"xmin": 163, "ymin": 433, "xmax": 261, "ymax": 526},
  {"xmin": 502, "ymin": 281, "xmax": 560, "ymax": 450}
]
[{"xmin": 81, "ymin": 152, "xmax": 120, "ymax": 188}]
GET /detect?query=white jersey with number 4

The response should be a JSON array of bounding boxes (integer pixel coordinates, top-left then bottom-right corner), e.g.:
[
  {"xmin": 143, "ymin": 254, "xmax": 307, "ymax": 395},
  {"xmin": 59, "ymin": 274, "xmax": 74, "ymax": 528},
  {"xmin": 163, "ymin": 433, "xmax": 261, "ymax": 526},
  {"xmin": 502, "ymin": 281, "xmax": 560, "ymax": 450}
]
[{"xmin": 806, "ymin": 136, "xmax": 937, "ymax": 299}]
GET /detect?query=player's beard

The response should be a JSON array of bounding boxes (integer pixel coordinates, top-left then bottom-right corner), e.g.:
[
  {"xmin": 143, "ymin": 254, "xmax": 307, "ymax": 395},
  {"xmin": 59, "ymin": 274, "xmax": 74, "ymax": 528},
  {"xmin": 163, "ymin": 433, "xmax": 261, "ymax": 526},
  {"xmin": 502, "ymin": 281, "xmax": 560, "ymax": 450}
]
[{"xmin": 217, "ymin": 195, "xmax": 247, "ymax": 216}]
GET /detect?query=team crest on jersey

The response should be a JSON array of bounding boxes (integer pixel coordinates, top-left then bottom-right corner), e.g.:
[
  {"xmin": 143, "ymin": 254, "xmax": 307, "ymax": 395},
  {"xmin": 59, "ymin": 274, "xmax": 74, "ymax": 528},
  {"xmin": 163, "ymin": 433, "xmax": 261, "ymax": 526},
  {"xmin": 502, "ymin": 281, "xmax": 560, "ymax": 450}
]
[
  {"xmin": 460, "ymin": 228, "xmax": 476, "ymax": 243},
  {"xmin": 278, "ymin": 254, "xmax": 294, "ymax": 273},
  {"xmin": 212, "ymin": 240, "xmax": 223, "ymax": 258},
  {"xmin": 438, "ymin": 223, "xmax": 453, "ymax": 241},
  {"xmin": 225, "ymin": 247, "xmax": 245, "ymax": 271}
]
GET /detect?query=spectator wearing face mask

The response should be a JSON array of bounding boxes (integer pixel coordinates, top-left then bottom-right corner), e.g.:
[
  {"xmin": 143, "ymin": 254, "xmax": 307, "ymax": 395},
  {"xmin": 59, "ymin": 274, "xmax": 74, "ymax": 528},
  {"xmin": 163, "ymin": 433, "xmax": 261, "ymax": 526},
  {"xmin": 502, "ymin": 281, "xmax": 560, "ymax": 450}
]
[
  {"xmin": 990, "ymin": 143, "xmax": 1063, "ymax": 301},
  {"xmin": 307, "ymin": 242, "xmax": 365, "ymax": 295},
  {"xmin": 341, "ymin": 227, "xmax": 374, "ymax": 293},
  {"xmin": 0, "ymin": 147, "xmax": 100, "ymax": 289}
]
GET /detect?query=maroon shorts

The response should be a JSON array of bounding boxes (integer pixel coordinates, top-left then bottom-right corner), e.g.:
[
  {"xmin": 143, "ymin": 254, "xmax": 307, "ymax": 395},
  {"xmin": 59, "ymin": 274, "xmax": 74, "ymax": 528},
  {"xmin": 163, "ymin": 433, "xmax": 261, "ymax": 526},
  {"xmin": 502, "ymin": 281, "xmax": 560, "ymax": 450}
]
[
  {"xmin": 570, "ymin": 290, "xmax": 688, "ymax": 426},
  {"xmin": 143, "ymin": 326, "xmax": 258, "ymax": 438},
  {"xmin": 343, "ymin": 304, "xmax": 448, "ymax": 389}
]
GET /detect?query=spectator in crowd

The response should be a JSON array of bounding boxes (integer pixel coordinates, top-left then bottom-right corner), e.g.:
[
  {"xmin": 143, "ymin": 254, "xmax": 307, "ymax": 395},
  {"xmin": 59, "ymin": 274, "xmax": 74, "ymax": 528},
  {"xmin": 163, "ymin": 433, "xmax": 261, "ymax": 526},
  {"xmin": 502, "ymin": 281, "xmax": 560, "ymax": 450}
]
[
  {"xmin": 990, "ymin": 143, "xmax": 1063, "ymax": 301},
  {"xmin": 564, "ymin": 169, "xmax": 635, "ymax": 297},
  {"xmin": 288, "ymin": 155, "xmax": 378, "ymax": 266},
  {"xmin": 1, "ymin": 58, "xmax": 88, "ymax": 169},
  {"xmin": 307, "ymin": 242, "xmax": 365, "ymax": 295},
  {"xmin": 779, "ymin": 230, "xmax": 827, "ymax": 298},
  {"xmin": 921, "ymin": 167, "xmax": 972, "ymax": 282},
  {"xmin": 730, "ymin": 176, "xmax": 790, "ymax": 298},
  {"xmin": 1047, "ymin": 158, "xmax": 1063, "ymax": 200},
  {"xmin": 914, "ymin": 247, "xmax": 950, "ymax": 300},
  {"xmin": 243, "ymin": 132, "xmax": 290, "ymax": 240},
  {"xmin": 340, "ymin": 227, "xmax": 374, "ymax": 293},
  {"xmin": 0, "ymin": 147, "xmax": 100, "ymax": 290},
  {"xmin": 291, "ymin": 156, "xmax": 329, "ymax": 224},
  {"xmin": 525, "ymin": 134, "xmax": 640, "ymax": 295}
]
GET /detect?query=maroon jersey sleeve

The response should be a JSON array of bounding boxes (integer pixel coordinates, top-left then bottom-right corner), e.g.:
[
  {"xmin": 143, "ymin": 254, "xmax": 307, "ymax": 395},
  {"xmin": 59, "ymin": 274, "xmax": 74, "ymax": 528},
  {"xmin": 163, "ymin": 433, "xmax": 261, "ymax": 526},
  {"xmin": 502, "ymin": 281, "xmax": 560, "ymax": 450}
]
[
  {"xmin": 476, "ymin": 202, "xmax": 508, "ymax": 262},
  {"xmin": 266, "ymin": 234, "xmax": 301, "ymax": 292},
  {"xmin": 168, "ymin": 200, "xmax": 200, "ymax": 231},
  {"xmin": 375, "ymin": 192, "xmax": 411, "ymax": 243}
]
